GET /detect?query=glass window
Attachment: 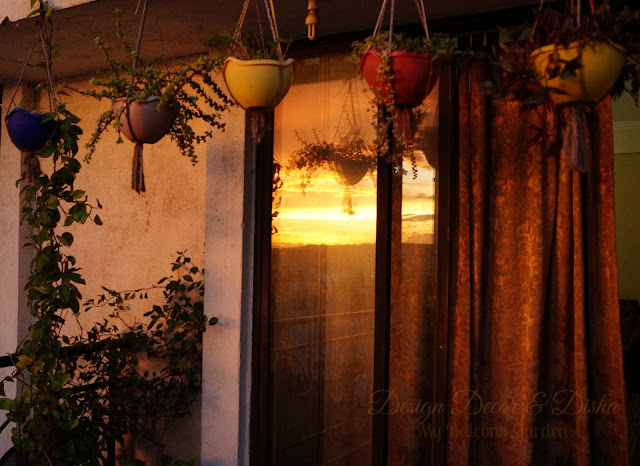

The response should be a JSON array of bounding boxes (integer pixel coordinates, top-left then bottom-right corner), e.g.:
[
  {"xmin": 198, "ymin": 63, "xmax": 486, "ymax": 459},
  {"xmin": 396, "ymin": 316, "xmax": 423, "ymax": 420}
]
[{"xmin": 269, "ymin": 52, "xmax": 439, "ymax": 465}]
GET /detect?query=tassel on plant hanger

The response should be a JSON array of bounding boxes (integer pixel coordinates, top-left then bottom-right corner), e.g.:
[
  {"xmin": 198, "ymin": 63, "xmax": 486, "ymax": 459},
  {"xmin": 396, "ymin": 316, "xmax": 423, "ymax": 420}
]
[
  {"xmin": 562, "ymin": 105, "xmax": 592, "ymax": 172},
  {"xmin": 24, "ymin": 152, "xmax": 42, "ymax": 183},
  {"xmin": 132, "ymin": 142, "xmax": 146, "ymax": 193},
  {"xmin": 251, "ymin": 111, "xmax": 266, "ymax": 142},
  {"xmin": 342, "ymin": 186, "xmax": 356, "ymax": 216},
  {"xmin": 396, "ymin": 107, "xmax": 416, "ymax": 142}
]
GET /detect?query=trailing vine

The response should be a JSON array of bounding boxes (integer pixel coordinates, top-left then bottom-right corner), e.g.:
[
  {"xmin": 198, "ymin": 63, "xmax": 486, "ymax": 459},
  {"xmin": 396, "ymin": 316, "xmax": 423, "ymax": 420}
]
[
  {"xmin": 0, "ymin": 2, "xmax": 216, "ymax": 464},
  {"xmin": 352, "ymin": 32, "xmax": 457, "ymax": 175},
  {"xmin": 81, "ymin": 10, "xmax": 233, "ymax": 166}
]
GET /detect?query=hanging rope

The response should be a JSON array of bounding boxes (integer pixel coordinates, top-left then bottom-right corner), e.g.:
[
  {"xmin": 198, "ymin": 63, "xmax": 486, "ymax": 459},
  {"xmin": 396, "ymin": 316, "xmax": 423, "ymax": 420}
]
[
  {"xmin": 373, "ymin": 0, "xmax": 430, "ymax": 53},
  {"xmin": 255, "ymin": 0, "xmax": 267, "ymax": 59},
  {"xmin": 126, "ymin": 0, "xmax": 150, "ymax": 103},
  {"xmin": 8, "ymin": 4, "xmax": 61, "ymax": 115},
  {"xmin": 233, "ymin": 0, "xmax": 283, "ymax": 62},
  {"xmin": 233, "ymin": 0, "xmax": 251, "ymax": 42},
  {"xmin": 373, "ymin": 0, "xmax": 389, "ymax": 36},
  {"xmin": 413, "ymin": 0, "xmax": 429, "ymax": 39},
  {"xmin": 40, "ymin": 28, "xmax": 58, "ymax": 112},
  {"xmin": 263, "ymin": 0, "xmax": 284, "ymax": 62},
  {"xmin": 7, "ymin": 31, "xmax": 40, "ymax": 111}
]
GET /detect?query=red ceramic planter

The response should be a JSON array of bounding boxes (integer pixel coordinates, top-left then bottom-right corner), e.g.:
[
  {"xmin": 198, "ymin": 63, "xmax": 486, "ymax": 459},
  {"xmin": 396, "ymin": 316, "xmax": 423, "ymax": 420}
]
[{"xmin": 360, "ymin": 50, "xmax": 439, "ymax": 108}]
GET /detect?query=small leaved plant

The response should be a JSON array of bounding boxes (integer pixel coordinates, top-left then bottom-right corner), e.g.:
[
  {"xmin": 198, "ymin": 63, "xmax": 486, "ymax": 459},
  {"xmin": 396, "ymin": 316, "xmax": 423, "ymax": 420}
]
[
  {"xmin": 81, "ymin": 11, "xmax": 233, "ymax": 165},
  {"xmin": 207, "ymin": 31, "xmax": 293, "ymax": 62},
  {"xmin": 352, "ymin": 32, "xmax": 456, "ymax": 173}
]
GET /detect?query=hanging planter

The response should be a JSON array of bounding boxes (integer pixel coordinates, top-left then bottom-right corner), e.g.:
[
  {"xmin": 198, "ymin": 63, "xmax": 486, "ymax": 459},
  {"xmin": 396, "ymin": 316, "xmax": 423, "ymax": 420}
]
[
  {"xmin": 529, "ymin": 40, "xmax": 626, "ymax": 105},
  {"xmin": 81, "ymin": 2, "xmax": 231, "ymax": 193},
  {"xmin": 112, "ymin": 96, "xmax": 175, "ymax": 144},
  {"xmin": 332, "ymin": 158, "xmax": 371, "ymax": 186},
  {"xmin": 222, "ymin": 57, "xmax": 294, "ymax": 110},
  {"xmin": 5, "ymin": 108, "xmax": 58, "ymax": 152},
  {"xmin": 360, "ymin": 50, "xmax": 439, "ymax": 108},
  {"xmin": 209, "ymin": 0, "xmax": 294, "ymax": 140},
  {"xmin": 490, "ymin": 0, "xmax": 640, "ymax": 172},
  {"xmin": 353, "ymin": 0, "xmax": 456, "ymax": 171},
  {"xmin": 3, "ymin": 0, "xmax": 71, "ymax": 183}
]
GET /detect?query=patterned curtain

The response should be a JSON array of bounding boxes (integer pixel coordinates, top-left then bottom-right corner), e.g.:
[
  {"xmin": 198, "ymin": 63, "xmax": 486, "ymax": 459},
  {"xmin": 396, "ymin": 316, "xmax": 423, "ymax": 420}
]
[{"xmin": 446, "ymin": 60, "xmax": 629, "ymax": 466}]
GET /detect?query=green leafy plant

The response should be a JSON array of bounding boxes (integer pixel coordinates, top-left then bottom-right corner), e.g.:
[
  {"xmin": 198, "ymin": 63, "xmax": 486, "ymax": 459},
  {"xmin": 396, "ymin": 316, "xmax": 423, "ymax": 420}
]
[
  {"xmin": 81, "ymin": 11, "xmax": 233, "ymax": 165},
  {"xmin": 0, "ymin": 3, "xmax": 216, "ymax": 464},
  {"xmin": 207, "ymin": 31, "xmax": 293, "ymax": 61},
  {"xmin": 489, "ymin": 2, "xmax": 640, "ymax": 107},
  {"xmin": 352, "ymin": 32, "xmax": 457, "ymax": 61},
  {"xmin": 352, "ymin": 32, "xmax": 456, "ymax": 173}
]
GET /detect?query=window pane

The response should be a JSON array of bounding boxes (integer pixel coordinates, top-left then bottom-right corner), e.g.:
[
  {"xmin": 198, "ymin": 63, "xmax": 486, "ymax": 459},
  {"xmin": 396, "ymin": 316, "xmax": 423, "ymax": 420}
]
[
  {"xmin": 270, "ymin": 55, "xmax": 376, "ymax": 465},
  {"xmin": 389, "ymin": 87, "xmax": 439, "ymax": 464}
]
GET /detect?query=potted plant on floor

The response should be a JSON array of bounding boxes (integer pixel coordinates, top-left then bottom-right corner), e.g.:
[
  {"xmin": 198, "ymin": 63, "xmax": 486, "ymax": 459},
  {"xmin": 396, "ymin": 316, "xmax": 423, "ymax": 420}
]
[
  {"xmin": 352, "ymin": 0, "xmax": 456, "ymax": 171},
  {"xmin": 81, "ymin": 5, "xmax": 232, "ymax": 193}
]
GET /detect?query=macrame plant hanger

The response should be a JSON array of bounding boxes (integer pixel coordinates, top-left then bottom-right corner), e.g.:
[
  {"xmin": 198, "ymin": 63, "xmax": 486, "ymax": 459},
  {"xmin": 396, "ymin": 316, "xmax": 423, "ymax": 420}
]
[
  {"xmin": 372, "ymin": 0, "xmax": 431, "ymax": 142},
  {"xmin": 126, "ymin": 0, "xmax": 152, "ymax": 193},
  {"xmin": 332, "ymin": 80, "xmax": 369, "ymax": 216},
  {"xmin": 233, "ymin": 0, "xmax": 285, "ymax": 141},
  {"xmin": 7, "ymin": 13, "xmax": 59, "ymax": 182},
  {"xmin": 562, "ymin": 0, "xmax": 597, "ymax": 173},
  {"xmin": 531, "ymin": 0, "xmax": 598, "ymax": 172},
  {"xmin": 124, "ymin": 0, "xmax": 169, "ymax": 193}
]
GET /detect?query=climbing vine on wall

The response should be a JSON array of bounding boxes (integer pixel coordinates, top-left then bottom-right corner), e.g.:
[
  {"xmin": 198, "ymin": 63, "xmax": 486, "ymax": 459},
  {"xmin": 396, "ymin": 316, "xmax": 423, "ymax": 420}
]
[{"xmin": 0, "ymin": 2, "xmax": 216, "ymax": 464}]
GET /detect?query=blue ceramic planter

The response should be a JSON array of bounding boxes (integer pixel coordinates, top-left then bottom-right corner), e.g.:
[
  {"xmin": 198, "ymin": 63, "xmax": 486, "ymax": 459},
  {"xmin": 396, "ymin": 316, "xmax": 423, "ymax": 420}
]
[{"xmin": 5, "ymin": 108, "xmax": 57, "ymax": 152}]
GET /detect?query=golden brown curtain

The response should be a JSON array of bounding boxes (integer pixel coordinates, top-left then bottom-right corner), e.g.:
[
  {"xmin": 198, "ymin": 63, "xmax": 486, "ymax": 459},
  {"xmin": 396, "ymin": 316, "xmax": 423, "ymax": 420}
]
[{"xmin": 446, "ymin": 61, "xmax": 629, "ymax": 466}]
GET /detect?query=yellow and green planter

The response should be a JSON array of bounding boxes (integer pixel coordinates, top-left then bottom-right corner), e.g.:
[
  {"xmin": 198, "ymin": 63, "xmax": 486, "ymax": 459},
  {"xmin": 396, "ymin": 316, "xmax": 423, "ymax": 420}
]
[
  {"xmin": 529, "ymin": 39, "xmax": 626, "ymax": 105},
  {"xmin": 222, "ymin": 57, "xmax": 294, "ymax": 110}
]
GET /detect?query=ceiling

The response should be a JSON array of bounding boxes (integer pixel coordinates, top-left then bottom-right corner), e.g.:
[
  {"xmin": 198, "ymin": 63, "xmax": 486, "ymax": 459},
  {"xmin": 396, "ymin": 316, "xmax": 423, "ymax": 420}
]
[{"xmin": 0, "ymin": 0, "xmax": 538, "ymax": 82}]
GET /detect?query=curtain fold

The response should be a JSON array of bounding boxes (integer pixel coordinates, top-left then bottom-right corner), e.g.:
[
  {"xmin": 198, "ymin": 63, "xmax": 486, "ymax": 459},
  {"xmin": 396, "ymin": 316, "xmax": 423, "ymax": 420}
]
[{"xmin": 446, "ymin": 60, "xmax": 629, "ymax": 466}]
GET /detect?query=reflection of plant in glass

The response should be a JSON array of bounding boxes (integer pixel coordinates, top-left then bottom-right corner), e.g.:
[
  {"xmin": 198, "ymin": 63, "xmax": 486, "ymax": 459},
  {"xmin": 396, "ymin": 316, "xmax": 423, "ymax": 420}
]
[{"xmin": 289, "ymin": 129, "xmax": 377, "ymax": 194}]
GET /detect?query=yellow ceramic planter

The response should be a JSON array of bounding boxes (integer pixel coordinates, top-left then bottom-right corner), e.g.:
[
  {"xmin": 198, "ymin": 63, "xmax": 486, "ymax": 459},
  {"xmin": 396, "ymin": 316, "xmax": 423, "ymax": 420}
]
[
  {"xmin": 223, "ymin": 57, "xmax": 294, "ymax": 110},
  {"xmin": 529, "ymin": 40, "xmax": 626, "ymax": 105}
]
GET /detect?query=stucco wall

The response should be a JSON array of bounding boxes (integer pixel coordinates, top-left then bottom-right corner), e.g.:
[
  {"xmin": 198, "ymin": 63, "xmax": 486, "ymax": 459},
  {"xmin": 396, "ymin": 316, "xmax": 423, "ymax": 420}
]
[
  {"xmin": 614, "ymin": 152, "xmax": 640, "ymax": 301},
  {"xmin": 0, "ymin": 0, "xmax": 95, "ymax": 22},
  {"xmin": 613, "ymin": 96, "xmax": 640, "ymax": 301},
  {"xmin": 0, "ymin": 65, "xmax": 230, "ymax": 462}
]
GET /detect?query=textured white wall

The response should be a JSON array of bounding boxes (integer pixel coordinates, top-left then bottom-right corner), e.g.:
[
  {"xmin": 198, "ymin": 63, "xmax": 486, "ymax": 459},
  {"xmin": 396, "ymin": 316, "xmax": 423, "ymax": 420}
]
[
  {"xmin": 0, "ymin": 83, "xmax": 23, "ymax": 463},
  {"xmin": 0, "ymin": 67, "xmax": 243, "ymax": 462},
  {"xmin": 201, "ymin": 104, "xmax": 253, "ymax": 466},
  {"xmin": 0, "ymin": 0, "xmax": 95, "ymax": 22}
]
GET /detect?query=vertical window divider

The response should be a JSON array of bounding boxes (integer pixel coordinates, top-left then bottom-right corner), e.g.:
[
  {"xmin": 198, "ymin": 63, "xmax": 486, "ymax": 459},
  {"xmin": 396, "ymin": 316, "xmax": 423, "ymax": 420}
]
[
  {"xmin": 432, "ymin": 62, "xmax": 457, "ymax": 466},
  {"xmin": 251, "ymin": 110, "xmax": 275, "ymax": 466},
  {"xmin": 372, "ymin": 122, "xmax": 395, "ymax": 466}
]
